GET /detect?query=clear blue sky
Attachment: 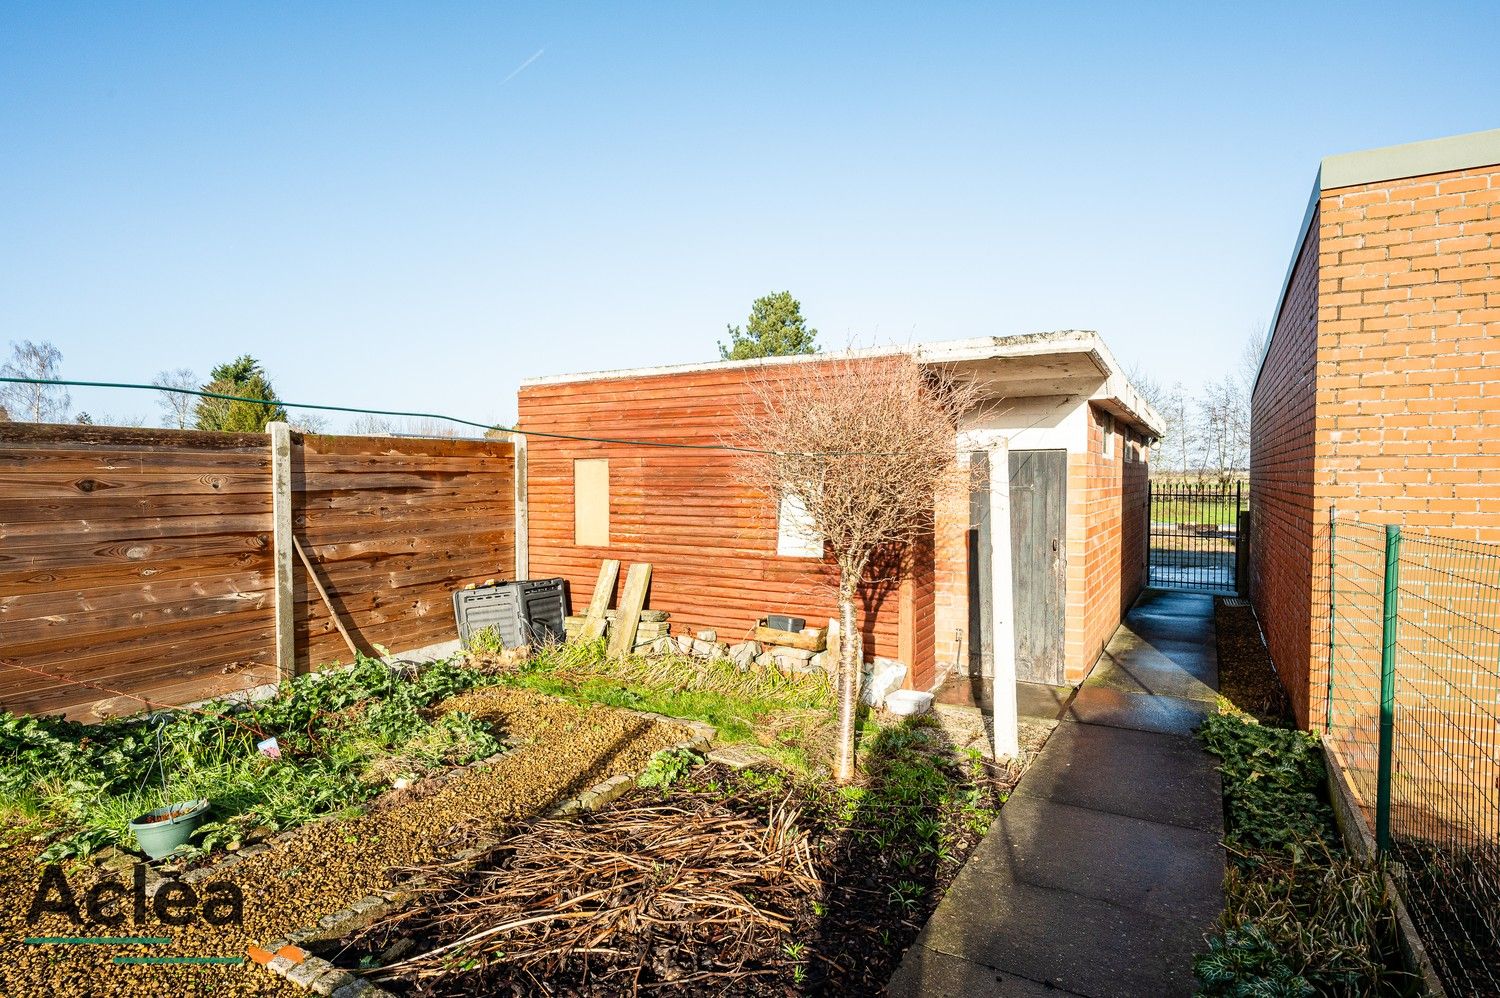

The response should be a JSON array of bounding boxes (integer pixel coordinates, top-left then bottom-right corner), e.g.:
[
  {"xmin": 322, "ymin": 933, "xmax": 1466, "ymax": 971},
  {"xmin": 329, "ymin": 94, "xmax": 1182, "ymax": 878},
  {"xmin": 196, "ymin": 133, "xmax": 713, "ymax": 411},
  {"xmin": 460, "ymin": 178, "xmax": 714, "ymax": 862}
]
[{"xmin": 2, "ymin": 2, "xmax": 1497, "ymax": 430}]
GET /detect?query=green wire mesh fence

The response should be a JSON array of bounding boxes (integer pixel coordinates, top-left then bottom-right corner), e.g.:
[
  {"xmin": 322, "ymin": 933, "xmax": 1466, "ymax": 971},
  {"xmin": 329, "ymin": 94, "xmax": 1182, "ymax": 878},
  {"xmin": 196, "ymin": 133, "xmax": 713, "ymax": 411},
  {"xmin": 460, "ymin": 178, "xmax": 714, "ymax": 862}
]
[{"xmin": 1314, "ymin": 516, "xmax": 1500, "ymax": 995}]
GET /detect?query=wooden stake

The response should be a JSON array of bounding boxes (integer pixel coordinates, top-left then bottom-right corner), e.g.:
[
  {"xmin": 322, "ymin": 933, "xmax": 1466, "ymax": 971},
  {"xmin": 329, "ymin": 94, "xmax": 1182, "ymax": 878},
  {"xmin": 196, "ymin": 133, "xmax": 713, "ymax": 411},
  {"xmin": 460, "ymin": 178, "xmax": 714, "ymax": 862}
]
[
  {"xmin": 607, "ymin": 563, "xmax": 652, "ymax": 659},
  {"xmin": 294, "ymin": 536, "xmax": 360, "ymax": 659},
  {"xmin": 580, "ymin": 559, "xmax": 621, "ymax": 641}
]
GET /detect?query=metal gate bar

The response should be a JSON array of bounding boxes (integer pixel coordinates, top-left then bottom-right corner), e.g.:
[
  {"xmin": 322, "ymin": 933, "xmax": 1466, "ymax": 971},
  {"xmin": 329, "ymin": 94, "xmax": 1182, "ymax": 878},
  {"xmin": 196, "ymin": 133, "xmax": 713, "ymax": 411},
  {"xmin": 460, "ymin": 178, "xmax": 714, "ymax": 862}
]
[{"xmin": 1147, "ymin": 481, "xmax": 1246, "ymax": 593}]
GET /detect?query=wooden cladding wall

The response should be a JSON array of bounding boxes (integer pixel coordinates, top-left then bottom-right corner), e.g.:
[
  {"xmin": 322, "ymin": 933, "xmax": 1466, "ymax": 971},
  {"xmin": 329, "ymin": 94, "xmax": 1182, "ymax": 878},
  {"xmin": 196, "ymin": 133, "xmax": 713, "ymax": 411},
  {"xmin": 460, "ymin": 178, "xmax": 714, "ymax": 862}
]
[
  {"xmin": 518, "ymin": 365, "xmax": 928, "ymax": 679},
  {"xmin": 0, "ymin": 424, "xmax": 515, "ymax": 719}
]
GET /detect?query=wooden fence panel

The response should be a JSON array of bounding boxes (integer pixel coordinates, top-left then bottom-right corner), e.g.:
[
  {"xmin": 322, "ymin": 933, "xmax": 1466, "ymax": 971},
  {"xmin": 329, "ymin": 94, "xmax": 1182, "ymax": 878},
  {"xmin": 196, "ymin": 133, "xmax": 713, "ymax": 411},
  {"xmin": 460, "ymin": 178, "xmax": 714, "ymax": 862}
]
[
  {"xmin": 0, "ymin": 424, "xmax": 516, "ymax": 719},
  {"xmin": 292, "ymin": 433, "xmax": 515, "ymax": 670},
  {"xmin": 0, "ymin": 424, "xmax": 276, "ymax": 717}
]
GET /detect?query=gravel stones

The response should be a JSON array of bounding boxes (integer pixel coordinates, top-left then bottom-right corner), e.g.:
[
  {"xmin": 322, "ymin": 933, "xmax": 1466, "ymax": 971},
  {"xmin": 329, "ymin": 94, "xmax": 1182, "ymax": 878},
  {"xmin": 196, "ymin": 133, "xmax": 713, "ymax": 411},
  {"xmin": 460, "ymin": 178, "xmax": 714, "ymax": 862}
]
[{"xmin": 0, "ymin": 686, "xmax": 692, "ymax": 998}]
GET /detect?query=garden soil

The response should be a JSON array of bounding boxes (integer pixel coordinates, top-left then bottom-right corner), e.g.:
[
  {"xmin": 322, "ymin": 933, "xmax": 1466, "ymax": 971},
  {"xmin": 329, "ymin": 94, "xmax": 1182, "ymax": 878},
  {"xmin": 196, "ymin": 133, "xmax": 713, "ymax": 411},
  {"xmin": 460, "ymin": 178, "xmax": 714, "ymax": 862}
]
[{"xmin": 0, "ymin": 688, "xmax": 688, "ymax": 998}]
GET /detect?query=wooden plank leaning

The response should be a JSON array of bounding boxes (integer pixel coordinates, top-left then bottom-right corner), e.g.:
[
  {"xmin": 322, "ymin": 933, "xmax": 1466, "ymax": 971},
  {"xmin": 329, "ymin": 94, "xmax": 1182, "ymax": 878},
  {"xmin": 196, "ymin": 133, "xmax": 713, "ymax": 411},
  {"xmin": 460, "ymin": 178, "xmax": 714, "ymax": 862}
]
[
  {"xmin": 579, "ymin": 559, "xmax": 621, "ymax": 642},
  {"xmin": 607, "ymin": 563, "xmax": 652, "ymax": 659}
]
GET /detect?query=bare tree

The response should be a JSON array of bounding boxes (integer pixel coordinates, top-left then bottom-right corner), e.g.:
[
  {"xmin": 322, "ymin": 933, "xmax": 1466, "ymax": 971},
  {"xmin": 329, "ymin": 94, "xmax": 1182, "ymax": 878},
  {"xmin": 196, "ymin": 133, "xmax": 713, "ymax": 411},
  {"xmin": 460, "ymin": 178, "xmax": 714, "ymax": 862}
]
[
  {"xmin": 737, "ymin": 355, "xmax": 978, "ymax": 781},
  {"xmin": 347, "ymin": 414, "xmax": 395, "ymax": 436},
  {"xmin": 289, "ymin": 411, "xmax": 331, "ymax": 434},
  {"xmin": 152, "ymin": 368, "xmax": 198, "ymax": 429},
  {"xmin": 0, "ymin": 340, "xmax": 70, "ymax": 422}
]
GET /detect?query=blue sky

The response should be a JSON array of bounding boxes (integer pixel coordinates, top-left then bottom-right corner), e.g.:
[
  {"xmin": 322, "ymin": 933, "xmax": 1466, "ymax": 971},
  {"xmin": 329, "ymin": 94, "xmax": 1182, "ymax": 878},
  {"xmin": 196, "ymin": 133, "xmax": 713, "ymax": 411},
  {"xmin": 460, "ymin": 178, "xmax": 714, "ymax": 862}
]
[{"xmin": 2, "ymin": 2, "xmax": 1497, "ymax": 430}]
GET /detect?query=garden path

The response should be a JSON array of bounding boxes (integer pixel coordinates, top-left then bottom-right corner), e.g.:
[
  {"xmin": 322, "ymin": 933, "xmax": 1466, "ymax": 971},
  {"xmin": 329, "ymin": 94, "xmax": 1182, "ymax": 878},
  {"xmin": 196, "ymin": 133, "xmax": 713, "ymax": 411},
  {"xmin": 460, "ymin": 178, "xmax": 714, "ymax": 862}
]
[{"xmin": 887, "ymin": 589, "xmax": 1226, "ymax": 997}]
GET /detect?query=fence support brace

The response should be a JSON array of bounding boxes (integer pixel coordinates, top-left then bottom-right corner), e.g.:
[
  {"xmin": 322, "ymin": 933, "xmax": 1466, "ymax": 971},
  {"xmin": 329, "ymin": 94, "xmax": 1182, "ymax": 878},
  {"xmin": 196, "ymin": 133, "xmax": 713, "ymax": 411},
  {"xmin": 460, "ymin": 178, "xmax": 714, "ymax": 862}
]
[
  {"xmin": 1376, "ymin": 522, "xmax": 1400, "ymax": 857},
  {"xmin": 269, "ymin": 422, "xmax": 296, "ymax": 682}
]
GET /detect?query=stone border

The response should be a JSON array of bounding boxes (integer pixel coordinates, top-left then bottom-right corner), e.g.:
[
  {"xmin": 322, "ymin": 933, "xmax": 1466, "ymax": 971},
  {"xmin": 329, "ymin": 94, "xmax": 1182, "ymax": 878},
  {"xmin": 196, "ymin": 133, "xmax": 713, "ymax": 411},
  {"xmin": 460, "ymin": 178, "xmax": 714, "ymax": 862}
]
[
  {"xmin": 1323, "ymin": 745, "xmax": 1448, "ymax": 998},
  {"xmin": 245, "ymin": 721, "xmax": 716, "ymax": 994}
]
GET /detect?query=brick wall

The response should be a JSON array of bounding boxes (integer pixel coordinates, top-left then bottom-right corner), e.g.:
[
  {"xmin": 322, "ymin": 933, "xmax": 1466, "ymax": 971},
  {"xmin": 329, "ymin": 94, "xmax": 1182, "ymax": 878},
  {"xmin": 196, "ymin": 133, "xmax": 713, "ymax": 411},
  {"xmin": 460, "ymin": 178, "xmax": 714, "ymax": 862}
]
[
  {"xmin": 931, "ymin": 459, "xmax": 970, "ymax": 677},
  {"xmin": 1252, "ymin": 161, "xmax": 1500, "ymax": 727},
  {"xmin": 1250, "ymin": 210, "xmax": 1321, "ymax": 727},
  {"xmin": 1065, "ymin": 405, "xmax": 1149, "ymax": 682},
  {"xmin": 1316, "ymin": 165, "xmax": 1500, "ymax": 539}
]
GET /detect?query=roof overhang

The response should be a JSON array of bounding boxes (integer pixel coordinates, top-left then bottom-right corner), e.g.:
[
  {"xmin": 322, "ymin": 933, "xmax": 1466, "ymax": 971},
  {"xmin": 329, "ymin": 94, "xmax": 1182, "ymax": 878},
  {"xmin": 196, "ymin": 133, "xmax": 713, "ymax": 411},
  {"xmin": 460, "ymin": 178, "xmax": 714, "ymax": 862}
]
[{"xmin": 521, "ymin": 329, "xmax": 1164, "ymax": 438}]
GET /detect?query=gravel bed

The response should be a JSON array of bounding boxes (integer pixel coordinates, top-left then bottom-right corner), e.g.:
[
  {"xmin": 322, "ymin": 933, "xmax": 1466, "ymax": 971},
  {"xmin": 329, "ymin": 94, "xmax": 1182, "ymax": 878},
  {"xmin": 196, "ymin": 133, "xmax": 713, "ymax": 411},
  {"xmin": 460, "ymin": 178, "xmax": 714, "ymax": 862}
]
[{"xmin": 0, "ymin": 687, "xmax": 690, "ymax": 997}]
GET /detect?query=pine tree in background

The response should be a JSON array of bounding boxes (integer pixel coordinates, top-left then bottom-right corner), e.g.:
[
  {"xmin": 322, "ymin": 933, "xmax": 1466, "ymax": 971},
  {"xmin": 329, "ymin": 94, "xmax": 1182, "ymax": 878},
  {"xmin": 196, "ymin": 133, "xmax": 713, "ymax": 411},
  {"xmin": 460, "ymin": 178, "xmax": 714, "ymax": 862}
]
[
  {"xmin": 194, "ymin": 355, "xmax": 288, "ymax": 432},
  {"xmin": 718, "ymin": 291, "xmax": 819, "ymax": 360}
]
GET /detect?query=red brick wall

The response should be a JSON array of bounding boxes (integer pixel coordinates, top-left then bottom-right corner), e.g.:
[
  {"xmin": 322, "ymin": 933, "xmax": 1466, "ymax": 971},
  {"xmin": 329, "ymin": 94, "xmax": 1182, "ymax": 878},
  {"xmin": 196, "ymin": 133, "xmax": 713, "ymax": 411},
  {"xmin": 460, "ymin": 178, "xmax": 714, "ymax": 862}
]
[
  {"xmin": 1317, "ymin": 165, "xmax": 1500, "ymax": 539},
  {"xmin": 1067, "ymin": 406, "xmax": 1150, "ymax": 681},
  {"xmin": 1253, "ymin": 161, "xmax": 1500, "ymax": 727},
  {"xmin": 1250, "ymin": 210, "xmax": 1321, "ymax": 727}
]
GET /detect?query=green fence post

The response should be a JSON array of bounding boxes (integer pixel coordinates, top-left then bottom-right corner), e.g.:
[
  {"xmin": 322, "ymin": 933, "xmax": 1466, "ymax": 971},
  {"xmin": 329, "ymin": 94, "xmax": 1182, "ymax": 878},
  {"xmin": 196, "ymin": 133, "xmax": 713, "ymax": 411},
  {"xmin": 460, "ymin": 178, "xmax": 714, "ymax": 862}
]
[
  {"xmin": 1325, "ymin": 505, "xmax": 1337, "ymax": 732},
  {"xmin": 1376, "ymin": 522, "xmax": 1400, "ymax": 857}
]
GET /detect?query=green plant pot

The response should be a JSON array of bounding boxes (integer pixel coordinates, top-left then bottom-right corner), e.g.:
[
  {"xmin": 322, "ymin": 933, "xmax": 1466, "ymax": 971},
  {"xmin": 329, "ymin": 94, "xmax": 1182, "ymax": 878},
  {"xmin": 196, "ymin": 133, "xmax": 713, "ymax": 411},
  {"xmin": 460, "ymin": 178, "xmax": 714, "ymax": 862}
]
[{"xmin": 129, "ymin": 799, "xmax": 209, "ymax": 860}]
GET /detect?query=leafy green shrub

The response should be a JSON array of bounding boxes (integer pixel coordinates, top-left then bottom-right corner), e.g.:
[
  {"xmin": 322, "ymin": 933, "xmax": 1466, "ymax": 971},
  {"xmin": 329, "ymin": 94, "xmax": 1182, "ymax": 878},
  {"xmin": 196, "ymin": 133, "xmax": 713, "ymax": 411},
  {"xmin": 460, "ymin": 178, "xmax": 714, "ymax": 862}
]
[
  {"xmin": 1197, "ymin": 711, "xmax": 1331, "ymax": 858},
  {"xmin": 1195, "ymin": 710, "xmax": 1406, "ymax": 995},
  {"xmin": 637, "ymin": 748, "xmax": 705, "ymax": 790}
]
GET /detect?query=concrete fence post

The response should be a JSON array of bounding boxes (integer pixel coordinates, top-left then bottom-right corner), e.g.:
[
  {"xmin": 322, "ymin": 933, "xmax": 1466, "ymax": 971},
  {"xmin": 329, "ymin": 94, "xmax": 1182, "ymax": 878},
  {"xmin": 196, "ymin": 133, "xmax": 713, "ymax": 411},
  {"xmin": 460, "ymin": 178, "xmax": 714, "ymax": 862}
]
[
  {"xmin": 269, "ymin": 422, "xmax": 295, "ymax": 681},
  {"xmin": 988, "ymin": 438, "xmax": 1019, "ymax": 760}
]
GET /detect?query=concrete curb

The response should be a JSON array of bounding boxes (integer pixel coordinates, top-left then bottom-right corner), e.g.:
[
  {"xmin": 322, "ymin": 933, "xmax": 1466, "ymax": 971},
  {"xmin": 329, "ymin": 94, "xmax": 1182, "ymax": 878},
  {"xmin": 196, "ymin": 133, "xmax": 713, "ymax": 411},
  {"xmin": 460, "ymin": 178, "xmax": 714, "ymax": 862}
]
[{"xmin": 1323, "ymin": 744, "xmax": 1448, "ymax": 998}]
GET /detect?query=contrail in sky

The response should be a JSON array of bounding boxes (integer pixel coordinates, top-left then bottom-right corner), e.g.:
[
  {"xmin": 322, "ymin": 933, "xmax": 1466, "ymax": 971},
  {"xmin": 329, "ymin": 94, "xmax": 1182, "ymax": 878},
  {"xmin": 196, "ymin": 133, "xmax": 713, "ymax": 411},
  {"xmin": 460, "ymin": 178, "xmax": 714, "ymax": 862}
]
[{"xmin": 501, "ymin": 48, "xmax": 545, "ymax": 85}]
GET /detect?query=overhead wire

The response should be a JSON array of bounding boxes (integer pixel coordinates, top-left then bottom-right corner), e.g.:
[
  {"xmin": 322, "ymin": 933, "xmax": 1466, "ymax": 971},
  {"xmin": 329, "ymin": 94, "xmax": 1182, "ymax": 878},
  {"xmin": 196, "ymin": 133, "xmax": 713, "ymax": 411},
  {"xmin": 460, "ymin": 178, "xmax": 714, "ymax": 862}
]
[{"xmin": 0, "ymin": 375, "xmax": 895, "ymax": 458}]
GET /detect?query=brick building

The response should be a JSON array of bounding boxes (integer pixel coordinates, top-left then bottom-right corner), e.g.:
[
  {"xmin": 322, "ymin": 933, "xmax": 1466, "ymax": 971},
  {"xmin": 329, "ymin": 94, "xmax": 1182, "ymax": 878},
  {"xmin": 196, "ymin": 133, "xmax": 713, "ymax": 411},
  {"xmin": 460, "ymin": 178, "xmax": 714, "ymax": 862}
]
[
  {"xmin": 1250, "ymin": 127, "xmax": 1500, "ymax": 727},
  {"xmin": 516, "ymin": 330, "xmax": 1160, "ymax": 698}
]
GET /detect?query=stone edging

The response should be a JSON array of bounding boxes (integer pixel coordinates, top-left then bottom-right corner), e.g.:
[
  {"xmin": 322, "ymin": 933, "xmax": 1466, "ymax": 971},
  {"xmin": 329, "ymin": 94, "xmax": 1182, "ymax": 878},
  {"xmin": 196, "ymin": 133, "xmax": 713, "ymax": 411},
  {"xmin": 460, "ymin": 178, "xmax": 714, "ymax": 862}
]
[{"xmin": 245, "ymin": 720, "xmax": 716, "ymax": 994}]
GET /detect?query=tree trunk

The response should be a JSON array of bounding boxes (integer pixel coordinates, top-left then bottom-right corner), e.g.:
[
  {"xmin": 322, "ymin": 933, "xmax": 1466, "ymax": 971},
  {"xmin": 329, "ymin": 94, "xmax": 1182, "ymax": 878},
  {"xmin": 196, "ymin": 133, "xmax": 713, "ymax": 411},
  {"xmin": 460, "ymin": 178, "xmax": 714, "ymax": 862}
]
[{"xmin": 834, "ymin": 577, "xmax": 861, "ymax": 783}]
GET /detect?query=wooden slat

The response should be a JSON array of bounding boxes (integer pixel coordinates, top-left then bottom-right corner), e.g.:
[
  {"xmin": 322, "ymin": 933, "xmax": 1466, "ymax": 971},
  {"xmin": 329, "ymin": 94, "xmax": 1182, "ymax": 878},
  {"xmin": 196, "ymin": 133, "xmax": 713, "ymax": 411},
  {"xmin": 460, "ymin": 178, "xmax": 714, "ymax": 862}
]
[
  {"xmin": 579, "ymin": 559, "xmax": 620, "ymax": 641},
  {"xmin": 0, "ymin": 429, "xmax": 517, "ymax": 718},
  {"xmin": 606, "ymin": 563, "xmax": 651, "ymax": 659}
]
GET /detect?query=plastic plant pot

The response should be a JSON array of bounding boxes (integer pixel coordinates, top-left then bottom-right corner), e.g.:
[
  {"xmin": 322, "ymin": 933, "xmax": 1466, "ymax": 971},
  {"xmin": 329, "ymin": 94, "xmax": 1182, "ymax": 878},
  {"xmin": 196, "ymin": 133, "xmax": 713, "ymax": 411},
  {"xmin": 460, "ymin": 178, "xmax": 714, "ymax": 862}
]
[{"xmin": 128, "ymin": 799, "xmax": 210, "ymax": 860}]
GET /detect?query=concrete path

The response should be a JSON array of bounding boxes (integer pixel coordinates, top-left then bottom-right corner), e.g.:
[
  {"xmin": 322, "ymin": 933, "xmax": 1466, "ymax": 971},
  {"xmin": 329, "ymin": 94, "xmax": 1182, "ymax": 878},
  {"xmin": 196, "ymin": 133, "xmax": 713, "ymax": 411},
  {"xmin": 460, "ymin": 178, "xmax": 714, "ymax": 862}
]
[{"xmin": 888, "ymin": 590, "xmax": 1225, "ymax": 997}]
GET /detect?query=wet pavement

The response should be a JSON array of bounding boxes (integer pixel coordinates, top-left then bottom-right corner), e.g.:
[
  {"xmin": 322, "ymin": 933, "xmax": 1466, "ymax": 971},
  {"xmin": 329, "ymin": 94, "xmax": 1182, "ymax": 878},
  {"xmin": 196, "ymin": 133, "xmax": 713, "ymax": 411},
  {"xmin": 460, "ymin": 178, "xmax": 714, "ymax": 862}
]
[{"xmin": 887, "ymin": 590, "xmax": 1225, "ymax": 997}]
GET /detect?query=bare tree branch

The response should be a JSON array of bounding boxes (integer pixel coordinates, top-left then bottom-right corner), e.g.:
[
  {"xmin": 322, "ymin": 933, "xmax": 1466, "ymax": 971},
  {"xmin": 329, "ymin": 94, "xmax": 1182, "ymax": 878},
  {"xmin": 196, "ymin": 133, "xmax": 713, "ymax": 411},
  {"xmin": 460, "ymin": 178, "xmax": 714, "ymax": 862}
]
[{"xmin": 735, "ymin": 355, "xmax": 979, "ymax": 781}]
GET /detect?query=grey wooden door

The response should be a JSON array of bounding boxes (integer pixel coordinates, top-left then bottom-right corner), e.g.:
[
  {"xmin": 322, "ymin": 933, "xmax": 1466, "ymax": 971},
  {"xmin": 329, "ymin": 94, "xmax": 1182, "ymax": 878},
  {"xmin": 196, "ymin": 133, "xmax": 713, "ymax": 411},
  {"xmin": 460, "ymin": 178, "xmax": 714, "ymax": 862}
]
[{"xmin": 1009, "ymin": 449, "xmax": 1067, "ymax": 685}]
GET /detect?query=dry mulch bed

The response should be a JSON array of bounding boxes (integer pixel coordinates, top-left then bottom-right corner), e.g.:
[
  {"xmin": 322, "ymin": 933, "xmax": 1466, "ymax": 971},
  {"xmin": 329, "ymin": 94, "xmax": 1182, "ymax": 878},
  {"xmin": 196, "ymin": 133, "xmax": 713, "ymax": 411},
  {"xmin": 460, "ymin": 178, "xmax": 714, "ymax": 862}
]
[
  {"xmin": 1213, "ymin": 598, "xmax": 1292, "ymax": 724},
  {"xmin": 0, "ymin": 688, "xmax": 688, "ymax": 998},
  {"xmin": 324, "ymin": 720, "xmax": 1020, "ymax": 997}
]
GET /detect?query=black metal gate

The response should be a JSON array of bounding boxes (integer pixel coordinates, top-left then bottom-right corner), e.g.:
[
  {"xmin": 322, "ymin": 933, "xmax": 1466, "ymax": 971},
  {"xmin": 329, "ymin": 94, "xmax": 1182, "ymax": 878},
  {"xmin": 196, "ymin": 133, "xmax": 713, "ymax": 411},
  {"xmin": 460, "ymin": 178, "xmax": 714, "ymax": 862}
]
[{"xmin": 1147, "ymin": 481, "xmax": 1247, "ymax": 593}]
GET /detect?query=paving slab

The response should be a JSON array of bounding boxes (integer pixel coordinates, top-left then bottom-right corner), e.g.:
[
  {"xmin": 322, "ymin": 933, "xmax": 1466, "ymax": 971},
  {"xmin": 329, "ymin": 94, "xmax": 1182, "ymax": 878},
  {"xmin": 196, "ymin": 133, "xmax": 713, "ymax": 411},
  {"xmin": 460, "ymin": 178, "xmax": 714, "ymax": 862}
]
[
  {"xmin": 1064, "ymin": 684, "xmax": 1212, "ymax": 738},
  {"xmin": 893, "ymin": 874, "xmax": 1206, "ymax": 997},
  {"xmin": 888, "ymin": 588, "xmax": 1225, "ymax": 997},
  {"xmin": 987, "ymin": 793, "xmax": 1224, "ymax": 922},
  {"xmin": 886, "ymin": 946, "xmax": 1088, "ymax": 997},
  {"xmin": 1012, "ymin": 720, "xmax": 1223, "ymax": 832},
  {"xmin": 1082, "ymin": 638, "xmax": 1217, "ymax": 702}
]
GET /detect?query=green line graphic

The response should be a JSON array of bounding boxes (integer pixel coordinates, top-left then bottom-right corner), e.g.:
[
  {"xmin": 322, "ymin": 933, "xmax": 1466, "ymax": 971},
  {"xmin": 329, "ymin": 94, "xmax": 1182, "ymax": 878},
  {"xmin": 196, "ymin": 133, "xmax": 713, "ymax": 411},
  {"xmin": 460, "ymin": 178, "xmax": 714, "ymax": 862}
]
[
  {"xmin": 25, "ymin": 936, "xmax": 172, "ymax": 945},
  {"xmin": 112, "ymin": 956, "xmax": 244, "ymax": 965}
]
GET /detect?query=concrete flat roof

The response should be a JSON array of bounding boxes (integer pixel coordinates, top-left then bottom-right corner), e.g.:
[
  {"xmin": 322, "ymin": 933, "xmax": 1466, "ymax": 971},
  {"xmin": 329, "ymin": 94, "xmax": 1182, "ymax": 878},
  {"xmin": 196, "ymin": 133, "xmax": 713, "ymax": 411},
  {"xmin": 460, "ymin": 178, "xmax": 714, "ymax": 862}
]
[
  {"xmin": 520, "ymin": 329, "xmax": 1165, "ymax": 437},
  {"xmin": 1321, "ymin": 126, "xmax": 1500, "ymax": 191}
]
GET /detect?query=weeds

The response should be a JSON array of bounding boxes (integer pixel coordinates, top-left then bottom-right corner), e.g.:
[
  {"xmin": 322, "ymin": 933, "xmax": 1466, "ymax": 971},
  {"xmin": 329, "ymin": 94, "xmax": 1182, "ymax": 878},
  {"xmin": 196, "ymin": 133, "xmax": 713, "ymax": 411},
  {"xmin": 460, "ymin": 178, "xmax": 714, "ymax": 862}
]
[
  {"xmin": 0, "ymin": 654, "xmax": 503, "ymax": 862},
  {"xmin": 1195, "ymin": 707, "xmax": 1407, "ymax": 995}
]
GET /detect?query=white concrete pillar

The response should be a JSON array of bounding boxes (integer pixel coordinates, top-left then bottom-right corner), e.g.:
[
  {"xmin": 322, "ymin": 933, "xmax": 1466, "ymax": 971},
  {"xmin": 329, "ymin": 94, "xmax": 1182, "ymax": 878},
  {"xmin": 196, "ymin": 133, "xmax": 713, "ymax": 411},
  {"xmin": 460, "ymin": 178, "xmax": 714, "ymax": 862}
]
[
  {"xmin": 268, "ymin": 422, "xmax": 296, "ymax": 681},
  {"xmin": 989, "ymin": 438, "xmax": 1020, "ymax": 759}
]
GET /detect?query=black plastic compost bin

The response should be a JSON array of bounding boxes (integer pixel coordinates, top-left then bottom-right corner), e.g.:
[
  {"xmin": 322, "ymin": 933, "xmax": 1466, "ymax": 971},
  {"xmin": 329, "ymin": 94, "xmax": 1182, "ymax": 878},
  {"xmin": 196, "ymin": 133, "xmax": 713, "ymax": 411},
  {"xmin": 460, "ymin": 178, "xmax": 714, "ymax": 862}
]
[{"xmin": 452, "ymin": 578, "xmax": 567, "ymax": 647}]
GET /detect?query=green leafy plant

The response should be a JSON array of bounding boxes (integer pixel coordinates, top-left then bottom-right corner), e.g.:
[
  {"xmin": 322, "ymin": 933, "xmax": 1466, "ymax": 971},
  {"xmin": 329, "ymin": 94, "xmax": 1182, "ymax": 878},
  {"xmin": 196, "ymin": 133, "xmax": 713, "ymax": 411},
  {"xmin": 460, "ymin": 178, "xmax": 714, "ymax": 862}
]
[
  {"xmin": 1194, "ymin": 709, "xmax": 1406, "ymax": 994},
  {"xmin": 637, "ymin": 748, "xmax": 705, "ymax": 791}
]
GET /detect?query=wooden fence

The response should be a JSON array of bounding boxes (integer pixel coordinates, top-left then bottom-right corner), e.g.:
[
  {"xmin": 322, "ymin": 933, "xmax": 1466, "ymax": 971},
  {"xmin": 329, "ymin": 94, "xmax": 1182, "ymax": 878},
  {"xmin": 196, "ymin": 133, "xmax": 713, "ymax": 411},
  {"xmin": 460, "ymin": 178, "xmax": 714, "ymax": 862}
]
[{"xmin": 0, "ymin": 423, "xmax": 518, "ymax": 719}]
